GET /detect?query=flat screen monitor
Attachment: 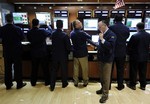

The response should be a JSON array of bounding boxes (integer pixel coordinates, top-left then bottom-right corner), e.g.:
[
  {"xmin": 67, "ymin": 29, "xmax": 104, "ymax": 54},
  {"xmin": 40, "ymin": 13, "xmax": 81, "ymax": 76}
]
[
  {"xmin": 53, "ymin": 17, "xmax": 68, "ymax": 29},
  {"xmin": 83, "ymin": 18, "xmax": 98, "ymax": 31},
  {"xmin": 92, "ymin": 35, "xmax": 99, "ymax": 43},
  {"xmin": 126, "ymin": 31, "xmax": 137, "ymax": 42},
  {"xmin": 144, "ymin": 17, "xmax": 150, "ymax": 30},
  {"xmin": 109, "ymin": 18, "xmax": 125, "ymax": 26},
  {"xmin": 35, "ymin": 12, "xmax": 51, "ymax": 25},
  {"xmin": 13, "ymin": 12, "xmax": 28, "ymax": 24},
  {"xmin": 126, "ymin": 18, "xmax": 142, "ymax": 30}
]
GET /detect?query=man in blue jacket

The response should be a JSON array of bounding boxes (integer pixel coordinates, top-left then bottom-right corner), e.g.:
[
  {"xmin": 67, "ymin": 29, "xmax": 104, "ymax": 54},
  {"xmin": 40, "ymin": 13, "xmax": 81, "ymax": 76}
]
[
  {"xmin": 96, "ymin": 20, "xmax": 116, "ymax": 103},
  {"xmin": 127, "ymin": 22, "xmax": 150, "ymax": 90},
  {"xmin": 70, "ymin": 20, "xmax": 91, "ymax": 87},
  {"xmin": 0, "ymin": 13, "xmax": 26, "ymax": 89},
  {"xmin": 50, "ymin": 20, "xmax": 72, "ymax": 91},
  {"xmin": 109, "ymin": 14, "xmax": 130, "ymax": 90},
  {"xmin": 27, "ymin": 18, "xmax": 51, "ymax": 86}
]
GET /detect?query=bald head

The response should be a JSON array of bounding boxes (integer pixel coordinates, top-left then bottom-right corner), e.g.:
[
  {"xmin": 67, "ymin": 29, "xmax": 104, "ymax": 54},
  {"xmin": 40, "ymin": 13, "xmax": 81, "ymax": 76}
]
[
  {"xmin": 72, "ymin": 20, "xmax": 82, "ymax": 29},
  {"xmin": 98, "ymin": 20, "xmax": 109, "ymax": 33}
]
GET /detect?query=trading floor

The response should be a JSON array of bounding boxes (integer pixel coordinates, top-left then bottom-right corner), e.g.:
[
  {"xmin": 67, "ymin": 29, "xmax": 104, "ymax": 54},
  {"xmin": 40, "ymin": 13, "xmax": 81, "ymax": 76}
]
[{"xmin": 0, "ymin": 81, "xmax": 150, "ymax": 104}]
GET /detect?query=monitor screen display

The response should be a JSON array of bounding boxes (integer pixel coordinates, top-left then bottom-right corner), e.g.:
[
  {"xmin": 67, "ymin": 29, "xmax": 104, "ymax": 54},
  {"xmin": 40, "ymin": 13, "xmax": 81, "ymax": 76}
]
[
  {"xmin": 35, "ymin": 12, "xmax": 51, "ymax": 25},
  {"xmin": 53, "ymin": 17, "xmax": 68, "ymax": 29},
  {"xmin": 13, "ymin": 12, "xmax": 28, "ymax": 24},
  {"xmin": 146, "ymin": 30, "xmax": 150, "ymax": 34},
  {"xmin": 144, "ymin": 17, "xmax": 150, "ymax": 30},
  {"xmin": 126, "ymin": 31, "xmax": 137, "ymax": 41},
  {"xmin": 92, "ymin": 35, "xmax": 99, "ymax": 43},
  {"xmin": 83, "ymin": 18, "xmax": 98, "ymax": 31},
  {"xmin": 126, "ymin": 18, "xmax": 142, "ymax": 30},
  {"xmin": 109, "ymin": 18, "xmax": 125, "ymax": 26}
]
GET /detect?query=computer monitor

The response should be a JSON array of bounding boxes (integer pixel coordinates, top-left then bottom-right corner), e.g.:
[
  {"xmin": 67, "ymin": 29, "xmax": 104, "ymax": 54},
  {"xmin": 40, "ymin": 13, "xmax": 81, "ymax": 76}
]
[
  {"xmin": 12, "ymin": 12, "xmax": 28, "ymax": 24},
  {"xmin": 126, "ymin": 18, "xmax": 142, "ymax": 30},
  {"xmin": 144, "ymin": 17, "xmax": 150, "ymax": 30},
  {"xmin": 109, "ymin": 18, "xmax": 125, "ymax": 26},
  {"xmin": 92, "ymin": 35, "xmax": 99, "ymax": 43},
  {"xmin": 146, "ymin": 30, "xmax": 150, "ymax": 34},
  {"xmin": 126, "ymin": 31, "xmax": 137, "ymax": 42},
  {"xmin": 53, "ymin": 17, "xmax": 68, "ymax": 29},
  {"xmin": 35, "ymin": 12, "xmax": 51, "ymax": 25},
  {"xmin": 83, "ymin": 18, "xmax": 98, "ymax": 31}
]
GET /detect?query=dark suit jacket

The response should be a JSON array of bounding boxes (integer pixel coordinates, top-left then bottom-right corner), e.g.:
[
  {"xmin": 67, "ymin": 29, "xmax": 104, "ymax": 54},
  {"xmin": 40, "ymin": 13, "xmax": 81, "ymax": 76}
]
[
  {"xmin": 51, "ymin": 29, "xmax": 71, "ymax": 61},
  {"xmin": 127, "ymin": 30, "xmax": 150, "ymax": 62},
  {"xmin": 97, "ymin": 29, "xmax": 116, "ymax": 62},
  {"xmin": 109, "ymin": 22, "xmax": 130, "ymax": 58},
  {"xmin": 0, "ymin": 24, "xmax": 24, "ymax": 57},
  {"xmin": 27, "ymin": 27, "xmax": 50, "ymax": 57},
  {"xmin": 70, "ymin": 29, "xmax": 91, "ymax": 58}
]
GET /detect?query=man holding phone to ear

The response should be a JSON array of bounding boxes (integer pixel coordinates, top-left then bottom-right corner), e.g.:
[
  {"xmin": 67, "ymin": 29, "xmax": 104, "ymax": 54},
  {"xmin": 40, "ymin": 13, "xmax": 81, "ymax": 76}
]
[{"xmin": 95, "ymin": 20, "xmax": 116, "ymax": 103}]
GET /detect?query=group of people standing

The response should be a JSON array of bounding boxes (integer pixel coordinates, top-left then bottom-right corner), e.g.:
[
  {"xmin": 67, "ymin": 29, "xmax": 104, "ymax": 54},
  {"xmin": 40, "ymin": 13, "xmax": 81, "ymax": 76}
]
[{"xmin": 0, "ymin": 13, "xmax": 150, "ymax": 103}]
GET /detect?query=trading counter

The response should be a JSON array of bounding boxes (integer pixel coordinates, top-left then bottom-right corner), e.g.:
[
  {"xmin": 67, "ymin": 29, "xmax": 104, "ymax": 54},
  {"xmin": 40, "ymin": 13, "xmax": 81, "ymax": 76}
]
[{"xmin": 20, "ymin": 42, "xmax": 150, "ymax": 80}]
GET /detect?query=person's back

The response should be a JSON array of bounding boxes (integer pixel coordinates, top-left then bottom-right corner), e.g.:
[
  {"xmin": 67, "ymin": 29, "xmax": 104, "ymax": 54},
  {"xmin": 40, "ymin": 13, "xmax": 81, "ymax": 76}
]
[
  {"xmin": 27, "ymin": 28, "xmax": 48, "ymax": 56},
  {"xmin": 70, "ymin": 21, "xmax": 91, "ymax": 58},
  {"xmin": 0, "ymin": 13, "xmax": 26, "ymax": 90},
  {"xmin": 51, "ymin": 29, "xmax": 71, "ymax": 60},
  {"xmin": 109, "ymin": 15, "xmax": 130, "ymax": 57},
  {"xmin": 1, "ymin": 22, "xmax": 24, "ymax": 57},
  {"xmin": 27, "ymin": 19, "xmax": 50, "ymax": 57},
  {"xmin": 50, "ymin": 20, "xmax": 71, "ymax": 91},
  {"xmin": 27, "ymin": 18, "xmax": 50, "ymax": 86},
  {"xmin": 127, "ymin": 22, "xmax": 150, "ymax": 90},
  {"xmin": 128, "ymin": 30, "xmax": 150, "ymax": 61}
]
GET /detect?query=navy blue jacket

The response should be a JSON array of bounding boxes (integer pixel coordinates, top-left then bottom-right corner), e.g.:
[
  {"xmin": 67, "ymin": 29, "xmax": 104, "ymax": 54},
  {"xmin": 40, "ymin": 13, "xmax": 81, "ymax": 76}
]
[
  {"xmin": 70, "ymin": 29, "xmax": 91, "ymax": 58},
  {"xmin": 27, "ymin": 27, "xmax": 50, "ymax": 57},
  {"xmin": 109, "ymin": 22, "xmax": 130, "ymax": 58},
  {"xmin": 0, "ymin": 24, "xmax": 24, "ymax": 57},
  {"xmin": 51, "ymin": 29, "xmax": 71, "ymax": 61},
  {"xmin": 127, "ymin": 30, "xmax": 150, "ymax": 62},
  {"xmin": 97, "ymin": 29, "xmax": 116, "ymax": 62}
]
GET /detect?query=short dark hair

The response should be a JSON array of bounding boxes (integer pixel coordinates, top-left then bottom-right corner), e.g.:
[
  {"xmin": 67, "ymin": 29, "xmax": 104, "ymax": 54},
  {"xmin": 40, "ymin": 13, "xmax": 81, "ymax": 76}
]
[
  {"xmin": 32, "ymin": 18, "xmax": 39, "ymax": 27},
  {"xmin": 114, "ymin": 14, "xmax": 123, "ymax": 22},
  {"xmin": 136, "ymin": 22, "xmax": 144, "ymax": 30},
  {"xmin": 56, "ymin": 20, "xmax": 63, "ymax": 29},
  {"xmin": 5, "ymin": 13, "xmax": 13, "ymax": 23}
]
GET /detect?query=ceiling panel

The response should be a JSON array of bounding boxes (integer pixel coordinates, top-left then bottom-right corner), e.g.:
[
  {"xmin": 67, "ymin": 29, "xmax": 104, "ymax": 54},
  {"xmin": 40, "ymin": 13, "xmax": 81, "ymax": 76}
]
[{"xmin": 6, "ymin": 0, "xmax": 150, "ymax": 3}]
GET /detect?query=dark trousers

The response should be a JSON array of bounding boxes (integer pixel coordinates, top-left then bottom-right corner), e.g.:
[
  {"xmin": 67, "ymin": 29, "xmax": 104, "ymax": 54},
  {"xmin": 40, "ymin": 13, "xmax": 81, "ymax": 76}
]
[
  {"xmin": 51, "ymin": 60, "xmax": 68, "ymax": 87},
  {"xmin": 4, "ymin": 55, "xmax": 23, "ymax": 87},
  {"xmin": 129, "ymin": 60, "xmax": 147, "ymax": 87},
  {"xmin": 110, "ymin": 57, "xmax": 125, "ymax": 88},
  {"xmin": 31, "ymin": 56, "xmax": 50, "ymax": 85}
]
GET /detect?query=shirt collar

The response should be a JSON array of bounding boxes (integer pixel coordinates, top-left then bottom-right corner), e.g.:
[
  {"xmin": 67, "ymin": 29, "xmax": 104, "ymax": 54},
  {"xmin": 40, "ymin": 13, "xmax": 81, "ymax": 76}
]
[{"xmin": 103, "ymin": 28, "xmax": 109, "ymax": 34}]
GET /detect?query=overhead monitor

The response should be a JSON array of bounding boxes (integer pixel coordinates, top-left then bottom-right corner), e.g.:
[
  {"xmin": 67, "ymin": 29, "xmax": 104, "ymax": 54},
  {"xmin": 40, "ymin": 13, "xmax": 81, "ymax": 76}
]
[
  {"xmin": 126, "ymin": 31, "xmax": 137, "ymax": 42},
  {"xmin": 92, "ymin": 35, "xmax": 99, "ymax": 43},
  {"xmin": 13, "ymin": 12, "xmax": 28, "ymax": 24},
  {"xmin": 109, "ymin": 18, "xmax": 125, "ymax": 26},
  {"xmin": 53, "ymin": 17, "xmax": 68, "ymax": 29},
  {"xmin": 35, "ymin": 12, "xmax": 51, "ymax": 25},
  {"xmin": 83, "ymin": 18, "xmax": 98, "ymax": 31},
  {"xmin": 126, "ymin": 18, "xmax": 142, "ymax": 30},
  {"xmin": 144, "ymin": 17, "xmax": 150, "ymax": 30}
]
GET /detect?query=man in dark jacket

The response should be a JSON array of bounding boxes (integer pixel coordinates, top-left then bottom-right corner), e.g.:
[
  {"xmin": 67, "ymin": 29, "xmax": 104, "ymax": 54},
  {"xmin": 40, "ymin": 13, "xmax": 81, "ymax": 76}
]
[
  {"xmin": 27, "ymin": 18, "xmax": 50, "ymax": 86},
  {"xmin": 96, "ymin": 20, "xmax": 116, "ymax": 103},
  {"xmin": 0, "ymin": 13, "xmax": 26, "ymax": 89},
  {"xmin": 109, "ymin": 14, "xmax": 130, "ymax": 90},
  {"xmin": 70, "ymin": 20, "xmax": 91, "ymax": 87},
  {"xmin": 127, "ymin": 22, "xmax": 150, "ymax": 90},
  {"xmin": 50, "ymin": 20, "xmax": 71, "ymax": 91}
]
